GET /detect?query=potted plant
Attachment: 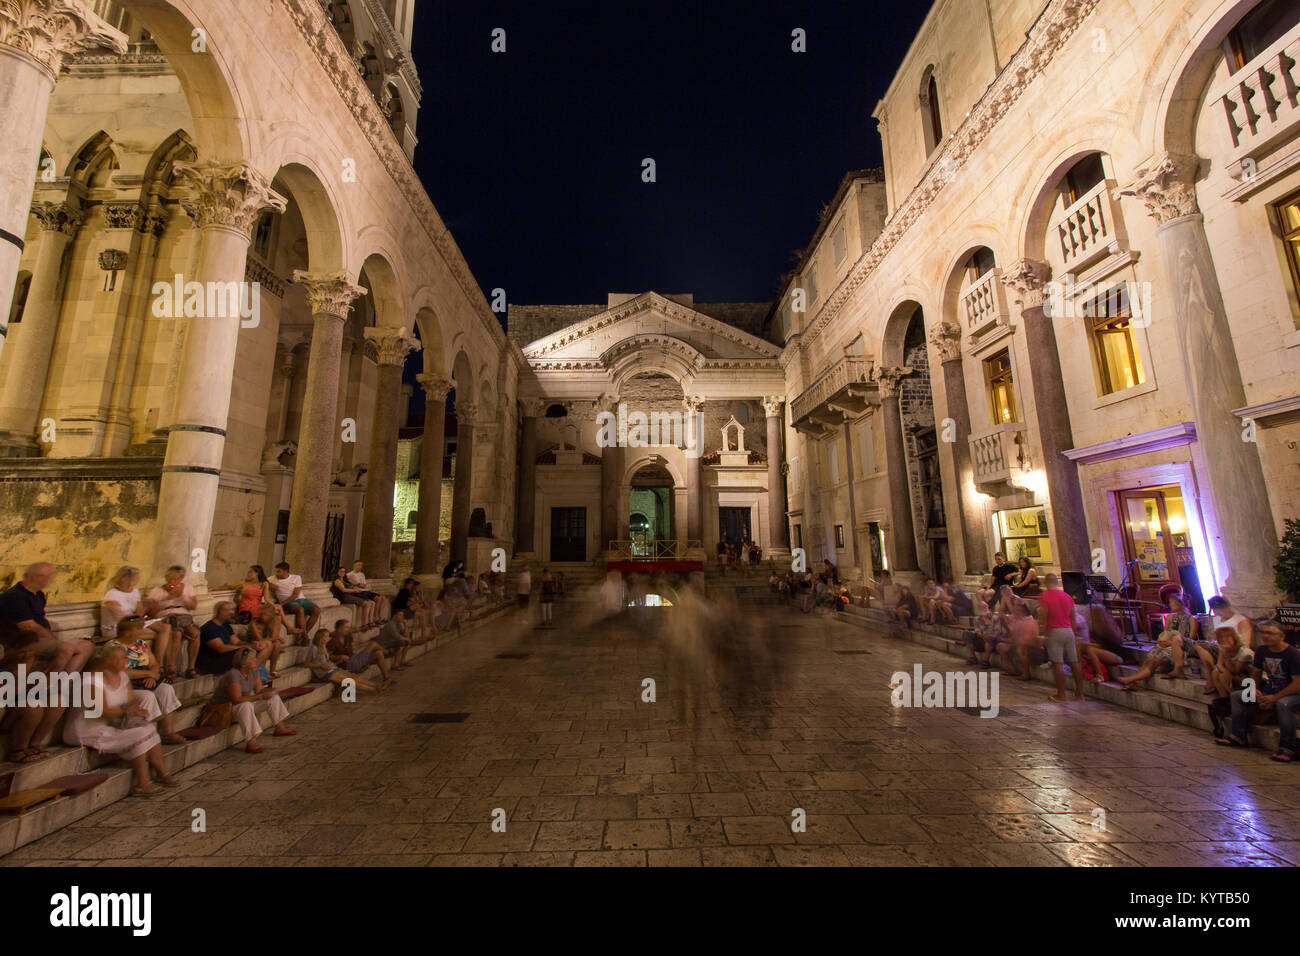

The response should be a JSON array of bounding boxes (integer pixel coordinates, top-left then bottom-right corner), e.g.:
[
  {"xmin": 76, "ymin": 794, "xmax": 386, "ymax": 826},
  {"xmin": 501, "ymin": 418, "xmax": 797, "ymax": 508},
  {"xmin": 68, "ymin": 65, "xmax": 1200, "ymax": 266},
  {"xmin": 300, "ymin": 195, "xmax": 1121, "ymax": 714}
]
[{"xmin": 1276, "ymin": 518, "xmax": 1300, "ymax": 603}]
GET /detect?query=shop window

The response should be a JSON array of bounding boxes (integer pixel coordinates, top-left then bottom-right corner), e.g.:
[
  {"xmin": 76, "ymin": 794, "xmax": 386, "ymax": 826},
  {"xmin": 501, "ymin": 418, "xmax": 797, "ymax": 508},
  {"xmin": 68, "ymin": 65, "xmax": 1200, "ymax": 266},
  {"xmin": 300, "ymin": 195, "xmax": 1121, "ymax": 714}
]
[
  {"xmin": 1273, "ymin": 190, "xmax": 1300, "ymax": 311},
  {"xmin": 1082, "ymin": 285, "xmax": 1145, "ymax": 395},
  {"xmin": 983, "ymin": 349, "xmax": 1019, "ymax": 424},
  {"xmin": 991, "ymin": 506, "xmax": 1053, "ymax": 564}
]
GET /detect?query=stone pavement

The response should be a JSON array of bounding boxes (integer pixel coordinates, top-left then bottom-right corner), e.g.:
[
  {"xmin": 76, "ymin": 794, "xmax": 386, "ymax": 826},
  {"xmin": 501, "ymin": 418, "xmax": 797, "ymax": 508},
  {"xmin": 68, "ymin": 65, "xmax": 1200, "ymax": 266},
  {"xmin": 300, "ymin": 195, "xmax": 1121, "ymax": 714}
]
[{"xmin": 8, "ymin": 604, "xmax": 1299, "ymax": 866}]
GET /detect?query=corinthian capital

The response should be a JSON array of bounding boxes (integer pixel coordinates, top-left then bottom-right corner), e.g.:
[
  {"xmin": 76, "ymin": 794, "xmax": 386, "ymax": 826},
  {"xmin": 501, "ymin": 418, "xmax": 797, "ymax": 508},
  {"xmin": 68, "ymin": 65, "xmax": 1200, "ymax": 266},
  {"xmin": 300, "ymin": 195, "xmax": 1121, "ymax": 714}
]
[
  {"xmin": 30, "ymin": 199, "xmax": 82, "ymax": 236},
  {"xmin": 761, "ymin": 396, "xmax": 785, "ymax": 418},
  {"xmin": 0, "ymin": 0, "xmax": 127, "ymax": 79},
  {"xmin": 929, "ymin": 321, "xmax": 962, "ymax": 363},
  {"xmin": 1001, "ymin": 258, "xmax": 1051, "ymax": 310},
  {"xmin": 364, "ymin": 325, "xmax": 421, "ymax": 366},
  {"xmin": 456, "ymin": 401, "xmax": 480, "ymax": 427},
  {"xmin": 293, "ymin": 270, "xmax": 366, "ymax": 319},
  {"xmin": 175, "ymin": 161, "xmax": 288, "ymax": 236},
  {"xmin": 682, "ymin": 394, "xmax": 706, "ymax": 414},
  {"xmin": 875, "ymin": 365, "xmax": 915, "ymax": 398},
  {"xmin": 418, "ymin": 373, "xmax": 453, "ymax": 402},
  {"xmin": 1117, "ymin": 152, "xmax": 1200, "ymax": 225}
]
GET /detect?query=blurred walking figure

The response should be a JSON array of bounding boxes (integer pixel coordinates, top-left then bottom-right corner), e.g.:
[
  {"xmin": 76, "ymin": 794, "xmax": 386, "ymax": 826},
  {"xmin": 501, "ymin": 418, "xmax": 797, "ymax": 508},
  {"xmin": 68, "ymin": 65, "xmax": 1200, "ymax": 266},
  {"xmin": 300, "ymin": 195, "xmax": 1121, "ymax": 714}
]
[
  {"xmin": 662, "ymin": 585, "xmax": 721, "ymax": 741},
  {"xmin": 539, "ymin": 569, "xmax": 555, "ymax": 628}
]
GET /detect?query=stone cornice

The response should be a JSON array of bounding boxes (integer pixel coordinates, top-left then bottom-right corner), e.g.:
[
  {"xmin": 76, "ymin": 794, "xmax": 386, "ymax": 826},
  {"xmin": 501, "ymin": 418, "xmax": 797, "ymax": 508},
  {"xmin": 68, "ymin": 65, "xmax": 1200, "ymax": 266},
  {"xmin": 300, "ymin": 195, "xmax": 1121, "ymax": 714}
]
[
  {"xmin": 278, "ymin": 0, "xmax": 505, "ymax": 350},
  {"xmin": 799, "ymin": 0, "xmax": 1101, "ymax": 349},
  {"xmin": 1063, "ymin": 422, "xmax": 1197, "ymax": 464},
  {"xmin": 359, "ymin": 0, "xmax": 421, "ymax": 100},
  {"xmin": 521, "ymin": 291, "xmax": 782, "ymax": 359},
  {"xmin": 0, "ymin": 0, "xmax": 127, "ymax": 80}
]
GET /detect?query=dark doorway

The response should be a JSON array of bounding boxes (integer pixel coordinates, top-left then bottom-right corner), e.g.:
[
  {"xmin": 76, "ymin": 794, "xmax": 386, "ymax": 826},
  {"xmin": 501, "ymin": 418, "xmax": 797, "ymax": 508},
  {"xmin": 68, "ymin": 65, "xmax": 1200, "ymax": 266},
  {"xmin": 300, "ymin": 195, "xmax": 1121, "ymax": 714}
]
[
  {"xmin": 321, "ymin": 512, "xmax": 344, "ymax": 581},
  {"xmin": 868, "ymin": 522, "xmax": 884, "ymax": 576},
  {"xmin": 719, "ymin": 507, "xmax": 752, "ymax": 550},
  {"xmin": 550, "ymin": 507, "xmax": 587, "ymax": 561}
]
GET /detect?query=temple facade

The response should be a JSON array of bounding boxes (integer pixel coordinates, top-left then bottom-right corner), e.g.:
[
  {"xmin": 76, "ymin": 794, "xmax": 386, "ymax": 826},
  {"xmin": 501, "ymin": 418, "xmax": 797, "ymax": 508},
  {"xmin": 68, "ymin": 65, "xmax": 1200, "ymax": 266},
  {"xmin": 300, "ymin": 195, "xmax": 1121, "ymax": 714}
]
[{"xmin": 1, "ymin": 0, "xmax": 1298, "ymax": 619}]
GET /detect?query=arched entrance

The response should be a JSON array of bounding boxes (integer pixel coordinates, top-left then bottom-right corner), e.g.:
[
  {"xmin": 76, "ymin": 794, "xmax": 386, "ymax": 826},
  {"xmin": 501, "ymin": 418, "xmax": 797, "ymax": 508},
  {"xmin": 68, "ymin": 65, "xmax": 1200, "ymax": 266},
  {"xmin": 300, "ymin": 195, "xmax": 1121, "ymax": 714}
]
[{"xmin": 629, "ymin": 462, "xmax": 674, "ymax": 556}]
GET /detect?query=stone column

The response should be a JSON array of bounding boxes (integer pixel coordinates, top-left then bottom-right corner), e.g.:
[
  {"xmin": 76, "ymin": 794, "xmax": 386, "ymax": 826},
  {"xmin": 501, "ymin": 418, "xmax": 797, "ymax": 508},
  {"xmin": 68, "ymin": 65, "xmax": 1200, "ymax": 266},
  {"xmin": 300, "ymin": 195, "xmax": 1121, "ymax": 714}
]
[
  {"xmin": 151, "ymin": 162, "xmax": 287, "ymax": 585},
  {"xmin": 413, "ymin": 372, "xmax": 452, "ymax": 575},
  {"xmin": 283, "ymin": 270, "xmax": 365, "ymax": 582},
  {"xmin": 600, "ymin": 397, "xmax": 621, "ymax": 552},
  {"xmin": 878, "ymin": 366, "xmax": 919, "ymax": 572},
  {"xmin": 930, "ymin": 322, "xmax": 988, "ymax": 576},
  {"xmin": 1002, "ymin": 258, "xmax": 1091, "ymax": 573},
  {"xmin": 762, "ymin": 397, "xmax": 791, "ymax": 552},
  {"xmin": 0, "ymin": 199, "xmax": 82, "ymax": 454},
  {"xmin": 683, "ymin": 395, "xmax": 705, "ymax": 542},
  {"xmin": 449, "ymin": 400, "xmax": 478, "ymax": 564},
  {"xmin": 359, "ymin": 326, "xmax": 420, "ymax": 579},
  {"xmin": 1120, "ymin": 153, "xmax": 1280, "ymax": 610},
  {"xmin": 0, "ymin": 3, "xmax": 125, "ymax": 361},
  {"xmin": 515, "ymin": 398, "xmax": 541, "ymax": 555}
]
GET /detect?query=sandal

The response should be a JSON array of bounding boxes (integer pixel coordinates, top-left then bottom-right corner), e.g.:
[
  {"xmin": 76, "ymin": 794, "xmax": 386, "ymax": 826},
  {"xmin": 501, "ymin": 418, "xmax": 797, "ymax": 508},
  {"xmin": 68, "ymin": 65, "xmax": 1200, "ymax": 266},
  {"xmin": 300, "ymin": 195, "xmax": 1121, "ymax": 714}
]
[
  {"xmin": 7, "ymin": 747, "xmax": 50, "ymax": 764},
  {"xmin": 1269, "ymin": 751, "xmax": 1294, "ymax": 763},
  {"xmin": 1215, "ymin": 736, "xmax": 1248, "ymax": 747},
  {"xmin": 131, "ymin": 784, "xmax": 164, "ymax": 797}
]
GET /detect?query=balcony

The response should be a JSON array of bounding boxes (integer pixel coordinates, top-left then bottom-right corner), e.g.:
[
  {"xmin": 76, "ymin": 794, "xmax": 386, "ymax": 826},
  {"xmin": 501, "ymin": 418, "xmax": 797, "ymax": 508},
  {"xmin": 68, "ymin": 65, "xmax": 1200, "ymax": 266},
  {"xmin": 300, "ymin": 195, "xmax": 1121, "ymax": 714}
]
[
  {"xmin": 1052, "ymin": 180, "xmax": 1123, "ymax": 275},
  {"xmin": 969, "ymin": 422, "xmax": 1028, "ymax": 487},
  {"xmin": 1216, "ymin": 25, "xmax": 1300, "ymax": 168},
  {"xmin": 791, "ymin": 357, "xmax": 876, "ymax": 434},
  {"xmin": 960, "ymin": 268, "xmax": 1009, "ymax": 340}
]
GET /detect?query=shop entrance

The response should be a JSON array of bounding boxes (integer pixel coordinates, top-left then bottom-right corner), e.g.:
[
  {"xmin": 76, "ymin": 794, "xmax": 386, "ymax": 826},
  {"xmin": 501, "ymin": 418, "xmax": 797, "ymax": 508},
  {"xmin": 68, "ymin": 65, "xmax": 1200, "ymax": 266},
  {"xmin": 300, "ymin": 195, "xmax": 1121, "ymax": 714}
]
[{"xmin": 1115, "ymin": 484, "xmax": 1205, "ymax": 612}]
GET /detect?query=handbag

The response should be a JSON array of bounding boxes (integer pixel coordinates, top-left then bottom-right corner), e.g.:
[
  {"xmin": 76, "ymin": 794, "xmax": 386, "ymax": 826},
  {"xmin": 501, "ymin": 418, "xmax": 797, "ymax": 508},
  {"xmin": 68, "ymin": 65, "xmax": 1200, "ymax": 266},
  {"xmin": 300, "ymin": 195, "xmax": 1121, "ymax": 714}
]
[{"xmin": 197, "ymin": 701, "xmax": 232, "ymax": 729}]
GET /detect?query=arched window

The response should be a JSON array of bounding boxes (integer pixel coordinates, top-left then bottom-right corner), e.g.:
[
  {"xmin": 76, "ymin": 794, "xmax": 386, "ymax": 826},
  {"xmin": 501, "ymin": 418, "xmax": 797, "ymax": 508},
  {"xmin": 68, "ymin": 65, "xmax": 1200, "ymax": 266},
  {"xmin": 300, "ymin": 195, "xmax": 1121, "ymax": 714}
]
[
  {"xmin": 920, "ymin": 67, "xmax": 944, "ymax": 155},
  {"xmin": 1224, "ymin": 0, "xmax": 1293, "ymax": 72},
  {"xmin": 8, "ymin": 272, "xmax": 31, "ymax": 327},
  {"xmin": 544, "ymin": 403, "xmax": 568, "ymax": 418},
  {"xmin": 1060, "ymin": 153, "xmax": 1107, "ymax": 206}
]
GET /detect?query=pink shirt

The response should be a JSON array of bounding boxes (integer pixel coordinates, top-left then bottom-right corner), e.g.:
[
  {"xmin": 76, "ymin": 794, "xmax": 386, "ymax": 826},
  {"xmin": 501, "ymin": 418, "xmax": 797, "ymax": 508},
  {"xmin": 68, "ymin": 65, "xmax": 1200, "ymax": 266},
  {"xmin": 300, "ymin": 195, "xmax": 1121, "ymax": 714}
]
[{"xmin": 1039, "ymin": 588, "xmax": 1075, "ymax": 630}]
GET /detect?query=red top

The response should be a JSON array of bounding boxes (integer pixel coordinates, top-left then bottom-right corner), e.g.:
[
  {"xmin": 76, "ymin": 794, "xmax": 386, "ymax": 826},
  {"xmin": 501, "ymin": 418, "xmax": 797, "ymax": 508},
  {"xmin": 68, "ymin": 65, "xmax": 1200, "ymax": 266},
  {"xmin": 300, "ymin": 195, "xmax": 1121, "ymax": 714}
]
[{"xmin": 1038, "ymin": 588, "xmax": 1075, "ymax": 630}]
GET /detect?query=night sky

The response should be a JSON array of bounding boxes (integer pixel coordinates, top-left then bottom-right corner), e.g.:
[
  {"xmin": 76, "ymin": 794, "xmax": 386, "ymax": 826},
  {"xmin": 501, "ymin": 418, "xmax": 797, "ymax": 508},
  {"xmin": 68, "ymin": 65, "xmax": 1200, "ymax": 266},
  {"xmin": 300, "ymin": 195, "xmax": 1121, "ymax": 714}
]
[{"xmin": 410, "ymin": 0, "xmax": 933, "ymax": 311}]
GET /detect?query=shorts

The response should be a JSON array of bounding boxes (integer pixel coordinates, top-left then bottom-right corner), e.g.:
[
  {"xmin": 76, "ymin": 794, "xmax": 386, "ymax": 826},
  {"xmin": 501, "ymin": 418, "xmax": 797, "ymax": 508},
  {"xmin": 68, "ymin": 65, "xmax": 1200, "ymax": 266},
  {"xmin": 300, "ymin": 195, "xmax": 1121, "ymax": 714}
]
[
  {"xmin": 165, "ymin": 613, "xmax": 195, "ymax": 629},
  {"xmin": 336, "ymin": 593, "xmax": 368, "ymax": 606},
  {"xmin": 346, "ymin": 651, "xmax": 373, "ymax": 672},
  {"xmin": 1149, "ymin": 644, "xmax": 1175, "ymax": 666},
  {"xmin": 1045, "ymin": 628, "xmax": 1078, "ymax": 664},
  {"xmin": 285, "ymin": 598, "xmax": 317, "ymax": 612}
]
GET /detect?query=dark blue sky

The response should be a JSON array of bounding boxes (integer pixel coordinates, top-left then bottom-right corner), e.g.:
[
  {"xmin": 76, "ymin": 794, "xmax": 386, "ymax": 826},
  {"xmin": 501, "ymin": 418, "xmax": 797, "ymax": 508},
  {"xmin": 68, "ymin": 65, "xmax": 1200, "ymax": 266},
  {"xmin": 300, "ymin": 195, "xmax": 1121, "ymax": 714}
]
[{"xmin": 410, "ymin": 1, "xmax": 932, "ymax": 309}]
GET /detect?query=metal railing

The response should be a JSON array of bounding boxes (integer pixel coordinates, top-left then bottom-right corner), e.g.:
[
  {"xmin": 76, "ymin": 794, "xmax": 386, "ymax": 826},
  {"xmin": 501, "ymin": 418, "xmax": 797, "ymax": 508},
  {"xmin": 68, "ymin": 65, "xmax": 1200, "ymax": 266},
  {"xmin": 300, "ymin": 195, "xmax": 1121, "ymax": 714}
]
[{"xmin": 609, "ymin": 539, "xmax": 703, "ymax": 561}]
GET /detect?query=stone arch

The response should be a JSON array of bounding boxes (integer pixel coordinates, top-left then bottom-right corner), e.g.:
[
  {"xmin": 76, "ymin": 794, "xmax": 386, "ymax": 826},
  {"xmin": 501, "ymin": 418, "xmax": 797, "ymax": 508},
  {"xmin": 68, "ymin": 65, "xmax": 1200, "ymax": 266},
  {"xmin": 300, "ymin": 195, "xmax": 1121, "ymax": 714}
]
[
  {"xmin": 938, "ymin": 239, "xmax": 1004, "ymax": 334},
  {"xmin": 622, "ymin": 453, "xmax": 685, "ymax": 489},
  {"xmin": 605, "ymin": 338, "xmax": 700, "ymax": 394},
  {"xmin": 117, "ymin": 0, "xmax": 251, "ymax": 164},
  {"xmin": 270, "ymin": 162, "xmax": 346, "ymax": 274},
  {"xmin": 141, "ymin": 129, "xmax": 198, "ymax": 190},
  {"xmin": 357, "ymin": 252, "xmax": 405, "ymax": 330},
  {"xmin": 64, "ymin": 131, "xmax": 119, "ymax": 183},
  {"xmin": 412, "ymin": 305, "xmax": 447, "ymax": 379},
  {"xmin": 880, "ymin": 298, "xmax": 926, "ymax": 367},
  {"xmin": 1013, "ymin": 141, "xmax": 1130, "ymax": 268},
  {"xmin": 451, "ymin": 350, "xmax": 475, "ymax": 408}
]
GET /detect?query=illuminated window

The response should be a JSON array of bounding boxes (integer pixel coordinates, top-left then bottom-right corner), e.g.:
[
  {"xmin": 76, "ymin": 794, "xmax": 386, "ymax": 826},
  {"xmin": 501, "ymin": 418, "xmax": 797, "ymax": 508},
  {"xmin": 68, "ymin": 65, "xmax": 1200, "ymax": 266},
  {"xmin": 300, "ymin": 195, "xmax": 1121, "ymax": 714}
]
[
  {"xmin": 1274, "ymin": 190, "xmax": 1300, "ymax": 309},
  {"xmin": 1082, "ymin": 285, "xmax": 1145, "ymax": 395},
  {"xmin": 982, "ymin": 349, "xmax": 1019, "ymax": 424}
]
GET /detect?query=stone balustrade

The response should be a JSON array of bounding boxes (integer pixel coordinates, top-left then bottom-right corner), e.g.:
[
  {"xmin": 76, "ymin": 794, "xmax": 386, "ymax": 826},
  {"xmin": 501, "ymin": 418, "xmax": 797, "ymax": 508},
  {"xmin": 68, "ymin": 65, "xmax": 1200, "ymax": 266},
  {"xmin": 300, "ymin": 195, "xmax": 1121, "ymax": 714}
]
[
  {"xmin": 1215, "ymin": 24, "xmax": 1300, "ymax": 166},
  {"xmin": 1053, "ymin": 179, "xmax": 1120, "ymax": 274},
  {"xmin": 790, "ymin": 357, "xmax": 874, "ymax": 423},
  {"xmin": 968, "ymin": 421, "xmax": 1026, "ymax": 486},
  {"xmin": 960, "ymin": 268, "xmax": 1008, "ymax": 339}
]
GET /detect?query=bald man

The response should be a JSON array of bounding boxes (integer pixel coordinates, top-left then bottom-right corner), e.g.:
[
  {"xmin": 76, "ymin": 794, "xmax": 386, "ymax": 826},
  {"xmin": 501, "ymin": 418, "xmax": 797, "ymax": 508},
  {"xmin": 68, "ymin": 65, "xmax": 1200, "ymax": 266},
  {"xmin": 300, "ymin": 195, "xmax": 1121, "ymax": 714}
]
[{"xmin": 0, "ymin": 563, "xmax": 94, "ymax": 763}]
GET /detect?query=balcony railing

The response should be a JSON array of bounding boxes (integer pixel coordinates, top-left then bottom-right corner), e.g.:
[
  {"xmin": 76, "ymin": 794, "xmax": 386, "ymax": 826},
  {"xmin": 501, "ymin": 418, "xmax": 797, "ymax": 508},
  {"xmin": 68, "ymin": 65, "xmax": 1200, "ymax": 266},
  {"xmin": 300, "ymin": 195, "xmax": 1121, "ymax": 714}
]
[
  {"xmin": 1053, "ymin": 180, "xmax": 1120, "ymax": 274},
  {"xmin": 609, "ymin": 539, "xmax": 702, "ymax": 561},
  {"xmin": 1215, "ymin": 25, "xmax": 1300, "ymax": 164},
  {"xmin": 960, "ymin": 268, "xmax": 1008, "ymax": 339},
  {"xmin": 791, "ymin": 357, "xmax": 875, "ymax": 424},
  {"xmin": 969, "ymin": 422, "xmax": 1027, "ymax": 487}
]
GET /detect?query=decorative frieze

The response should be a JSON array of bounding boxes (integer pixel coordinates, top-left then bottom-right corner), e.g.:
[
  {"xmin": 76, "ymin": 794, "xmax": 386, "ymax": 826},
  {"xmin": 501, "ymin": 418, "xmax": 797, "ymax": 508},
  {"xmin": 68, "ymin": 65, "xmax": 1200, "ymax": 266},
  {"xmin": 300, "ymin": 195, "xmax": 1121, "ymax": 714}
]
[
  {"xmin": 101, "ymin": 201, "xmax": 143, "ymax": 231},
  {"xmin": 31, "ymin": 200, "xmax": 82, "ymax": 236}
]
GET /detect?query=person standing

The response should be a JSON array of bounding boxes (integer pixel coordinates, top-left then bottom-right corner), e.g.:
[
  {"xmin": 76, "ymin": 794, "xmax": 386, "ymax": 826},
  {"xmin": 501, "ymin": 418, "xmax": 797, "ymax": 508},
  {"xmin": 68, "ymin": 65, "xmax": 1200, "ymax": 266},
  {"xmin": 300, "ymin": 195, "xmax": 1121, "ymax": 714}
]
[
  {"xmin": 539, "ymin": 569, "xmax": 555, "ymax": 627},
  {"xmin": 516, "ymin": 566, "xmax": 532, "ymax": 612},
  {"xmin": 1038, "ymin": 573, "xmax": 1083, "ymax": 702}
]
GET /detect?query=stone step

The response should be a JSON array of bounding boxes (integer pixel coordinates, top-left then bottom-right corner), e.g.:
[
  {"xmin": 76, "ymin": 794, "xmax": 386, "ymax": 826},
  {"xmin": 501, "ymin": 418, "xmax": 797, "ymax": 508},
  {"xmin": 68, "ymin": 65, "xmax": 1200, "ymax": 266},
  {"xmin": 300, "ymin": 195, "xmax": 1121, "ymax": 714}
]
[{"xmin": 0, "ymin": 600, "xmax": 516, "ymax": 859}]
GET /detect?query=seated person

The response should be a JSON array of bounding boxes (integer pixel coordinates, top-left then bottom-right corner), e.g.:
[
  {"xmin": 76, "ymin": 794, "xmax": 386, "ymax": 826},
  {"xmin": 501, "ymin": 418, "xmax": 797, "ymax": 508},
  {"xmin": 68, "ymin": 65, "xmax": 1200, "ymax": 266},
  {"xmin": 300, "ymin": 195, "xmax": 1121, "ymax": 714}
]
[
  {"xmin": 1221, "ymin": 620, "xmax": 1300, "ymax": 761},
  {"xmin": 946, "ymin": 580, "xmax": 975, "ymax": 620},
  {"xmin": 63, "ymin": 642, "xmax": 179, "ymax": 795},
  {"xmin": 332, "ymin": 565, "xmax": 379, "ymax": 627},
  {"xmin": 978, "ymin": 552, "xmax": 1019, "ymax": 605},
  {"xmin": 245, "ymin": 604, "xmax": 287, "ymax": 678},
  {"xmin": 327, "ymin": 619, "xmax": 393, "ymax": 681},
  {"xmin": 114, "ymin": 620, "xmax": 186, "ymax": 744},
  {"xmin": 270, "ymin": 562, "xmax": 320, "ymax": 639},
  {"xmin": 212, "ymin": 647, "xmax": 296, "ymax": 754},
  {"xmin": 918, "ymin": 578, "xmax": 942, "ymax": 624},
  {"xmin": 143, "ymin": 564, "xmax": 200, "ymax": 679},
  {"xmin": 100, "ymin": 565, "xmax": 169, "ymax": 648},
  {"xmin": 969, "ymin": 600, "xmax": 1006, "ymax": 667},
  {"xmin": 1205, "ymin": 626, "xmax": 1255, "ymax": 704},
  {"xmin": 196, "ymin": 602, "xmax": 269, "ymax": 676},
  {"xmin": 1164, "ymin": 594, "xmax": 1205, "ymax": 679},
  {"xmin": 1009, "ymin": 557, "xmax": 1040, "ymax": 597},
  {"xmin": 887, "ymin": 586, "xmax": 920, "ymax": 629},
  {"xmin": 345, "ymin": 561, "xmax": 387, "ymax": 619},
  {"xmin": 306, "ymin": 631, "xmax": 387, "ymax": 694},
  {"xmin": 1119, "ymin": 629, "xmax": 1179, "ymax": 689}
]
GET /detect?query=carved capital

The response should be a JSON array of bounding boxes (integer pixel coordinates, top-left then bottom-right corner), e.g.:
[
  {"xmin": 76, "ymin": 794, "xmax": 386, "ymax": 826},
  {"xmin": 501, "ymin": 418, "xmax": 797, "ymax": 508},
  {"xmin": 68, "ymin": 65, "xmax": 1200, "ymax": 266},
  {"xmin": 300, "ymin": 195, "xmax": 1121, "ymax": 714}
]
[
  {"xmin": 96, "ymin": 248, "xmax": 126, "ymax": 271},
  {"xmin": 175, "ymin": 161, "xmax": 288, "ymax": 237},
  {"xmin": 0, "ymin": 0, "xmax": 127, "ymax": 79},
  {"xmin": 761, "ymin": 396, "xmax": 785, "ymax": 418},
  {"xmin": 142, "ymin": 207, "xmax": 168, "ymax": 238},
  {"xmin": 875, "ymin": 365, "xmax": 915, "ymax": 398},
  {"xmin": 456, "ymin": 401, "xmax": 479, "ymax": 427},
  {"xmin": 102, "ymin": 201, "xmax": 143, "ymax": 231},
  {"xmin": 929, "ymin": 321, "xmax": 963, "ymax": 363},
  {"xmin": 31, "ymin": 200, "xmax": 82, "ymax": 236},
  {"xmin": 1117, "ymin": 152, "xmax": 1200, "ymax": 225},
  {"xmin": 682, "ymin": 395, "xmax": 706, "ymax": 413},
  {"xmin": 293, "ymin": 270, "xmax": 365, "ymax": 320},
  {"xmin": 1001, "ymin": 258, "xmax": 1051, "ymax": 311},
  {"xmin": 363, "ymin": 325, "xmax": 420, "ymax": 367},
  {"xmin": 418, "ymin": 373, "xmax": 454, "ymax": 402}
]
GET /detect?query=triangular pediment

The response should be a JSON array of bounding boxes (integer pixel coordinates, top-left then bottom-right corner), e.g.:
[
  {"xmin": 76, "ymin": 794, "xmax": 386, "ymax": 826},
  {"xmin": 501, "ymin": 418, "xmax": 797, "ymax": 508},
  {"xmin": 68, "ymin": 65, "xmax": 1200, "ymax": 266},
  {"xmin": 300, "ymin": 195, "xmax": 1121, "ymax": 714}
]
[{"xmin": 521, "ymin": 292, "xmax": 780, "ymax": 365}]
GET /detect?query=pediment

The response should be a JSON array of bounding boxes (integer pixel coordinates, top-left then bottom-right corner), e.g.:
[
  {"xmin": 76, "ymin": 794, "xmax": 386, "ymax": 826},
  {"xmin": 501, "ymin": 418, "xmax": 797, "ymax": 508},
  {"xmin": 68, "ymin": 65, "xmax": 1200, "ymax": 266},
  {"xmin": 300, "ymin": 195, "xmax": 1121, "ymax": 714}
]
[{"xmin": 522, "ymin": 292, "xmax": 780, "ymax": 366}]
